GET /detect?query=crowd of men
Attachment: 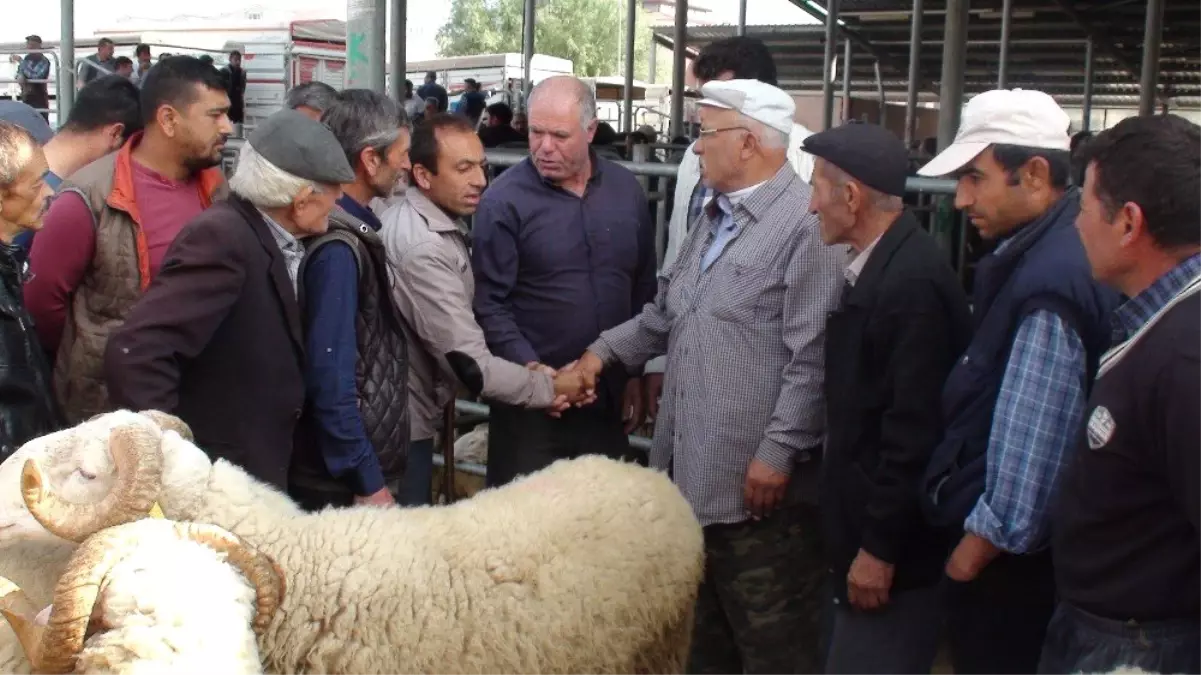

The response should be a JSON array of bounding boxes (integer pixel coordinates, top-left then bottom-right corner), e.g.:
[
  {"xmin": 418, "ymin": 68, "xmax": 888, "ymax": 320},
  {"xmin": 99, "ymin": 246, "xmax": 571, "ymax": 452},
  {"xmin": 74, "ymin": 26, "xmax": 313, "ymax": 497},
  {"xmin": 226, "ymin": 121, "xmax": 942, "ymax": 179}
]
[{"xmin": 0, "ymin": 34, "xmax": 1197, "ymax": 675}]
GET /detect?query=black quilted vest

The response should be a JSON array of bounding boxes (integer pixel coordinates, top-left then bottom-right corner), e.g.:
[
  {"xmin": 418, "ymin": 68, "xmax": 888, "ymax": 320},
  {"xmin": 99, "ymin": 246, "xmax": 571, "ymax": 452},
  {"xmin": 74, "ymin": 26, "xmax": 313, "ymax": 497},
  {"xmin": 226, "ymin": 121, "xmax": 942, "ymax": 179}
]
[{"xmin": 290, "ymin": 208, "xmax": 411, "ymax": 495}]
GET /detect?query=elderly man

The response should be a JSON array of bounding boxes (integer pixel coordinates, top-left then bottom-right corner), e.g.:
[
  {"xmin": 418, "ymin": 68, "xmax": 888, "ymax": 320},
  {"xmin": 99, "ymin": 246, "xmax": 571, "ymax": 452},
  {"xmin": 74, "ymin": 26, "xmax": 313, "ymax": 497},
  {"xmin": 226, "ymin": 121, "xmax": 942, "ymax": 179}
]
[
  {"xmin": 803, "ymin": 123, "xmax": 971, "ymax": 672},
  {"xmin": 570, "ymin": 79, "xmax": 843, "ymax": 674},
  {"xmin": 285, "ymin": 81, "xmax": 338, "ymax": 121},
  {"xmin": 471, "ymin": 76, "xmax": 655, "ymax": 488},
  {"xmin": 104, "ymin": 110, "xmax": 354, "ymax": 491},
  {"xmin": 918, "ymin": 89, "xmax": 1121, "ymax": 674},
  {"xmin": 382, "ymin": 113, "xmax": 596, "ymax": 504},
  {"xmin": 644, "ymin": 36, "xmax": 815, "ymax": 423},
  {"xmin": 1040, "ymin": 115, "xmax": 1201, "ymax": 675},
  {"xmin": 288, "ymin": 89, "xmax": 415, "ymax": 511},
  {"xmin": 0, "ymin": 123, "xmax": 63, "ymax": 461},
  {"xmin": 26, "ymin": 56, "xmax": 231, "ymax": 424}
]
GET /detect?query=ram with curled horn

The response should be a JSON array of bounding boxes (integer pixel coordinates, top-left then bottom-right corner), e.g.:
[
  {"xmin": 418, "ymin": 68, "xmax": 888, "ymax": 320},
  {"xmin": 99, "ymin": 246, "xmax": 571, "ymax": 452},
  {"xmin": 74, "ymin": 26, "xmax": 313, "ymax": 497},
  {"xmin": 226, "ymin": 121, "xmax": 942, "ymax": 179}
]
[{"xmin": 0, "ymin": 518, "xmax": 284, "ymax": 674}]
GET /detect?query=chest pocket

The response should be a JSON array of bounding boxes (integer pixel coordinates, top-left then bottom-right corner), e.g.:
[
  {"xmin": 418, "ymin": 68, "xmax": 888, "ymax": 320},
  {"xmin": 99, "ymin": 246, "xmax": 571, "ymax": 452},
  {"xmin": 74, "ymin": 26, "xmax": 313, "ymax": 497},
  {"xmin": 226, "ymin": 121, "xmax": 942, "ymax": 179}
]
[{"xmin": 704, "ymin": 231, "xmax": 788, "ymax": 325}]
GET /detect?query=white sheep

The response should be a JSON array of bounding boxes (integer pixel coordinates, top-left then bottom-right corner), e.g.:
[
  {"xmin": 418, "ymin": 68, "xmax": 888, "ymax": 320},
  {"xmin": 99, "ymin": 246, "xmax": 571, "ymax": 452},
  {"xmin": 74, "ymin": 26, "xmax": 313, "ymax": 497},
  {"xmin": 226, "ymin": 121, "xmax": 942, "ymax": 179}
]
[
  {"xmin": 1, "ymin": 410, "xmax": 705, "ymax": 674},
  {"xmin": 0, "ymin": 518, "xmax": 283, "ymax": 674}
]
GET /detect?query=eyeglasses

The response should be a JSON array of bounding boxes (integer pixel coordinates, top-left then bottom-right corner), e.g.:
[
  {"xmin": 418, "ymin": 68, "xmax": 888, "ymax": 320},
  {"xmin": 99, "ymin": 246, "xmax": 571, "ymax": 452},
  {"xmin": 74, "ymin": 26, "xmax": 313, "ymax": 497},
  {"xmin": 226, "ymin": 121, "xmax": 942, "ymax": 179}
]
[{"xmin": 697, "ymin": 126, "xmax": 749, "ymax": 139}]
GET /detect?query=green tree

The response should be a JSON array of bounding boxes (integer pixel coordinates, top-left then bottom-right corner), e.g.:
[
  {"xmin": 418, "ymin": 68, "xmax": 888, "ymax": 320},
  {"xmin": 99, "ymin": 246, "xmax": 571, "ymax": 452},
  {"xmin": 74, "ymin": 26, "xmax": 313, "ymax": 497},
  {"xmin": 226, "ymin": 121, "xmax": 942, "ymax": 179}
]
[{"xmin": 437, "ymin": 0, "xmax": 653, "ymax": 80}]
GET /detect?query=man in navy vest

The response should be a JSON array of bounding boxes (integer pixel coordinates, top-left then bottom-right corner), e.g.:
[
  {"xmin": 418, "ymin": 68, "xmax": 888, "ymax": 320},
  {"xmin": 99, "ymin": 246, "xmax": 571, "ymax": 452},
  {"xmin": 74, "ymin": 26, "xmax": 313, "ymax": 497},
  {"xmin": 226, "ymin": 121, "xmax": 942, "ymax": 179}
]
[
  {"xmin": 1041, "ymin": 115, "xmax": 1200, "ymax": 675},
  {"xmin": 917, "ymin": 89, "xmax": 1121, "ymax": 674}
]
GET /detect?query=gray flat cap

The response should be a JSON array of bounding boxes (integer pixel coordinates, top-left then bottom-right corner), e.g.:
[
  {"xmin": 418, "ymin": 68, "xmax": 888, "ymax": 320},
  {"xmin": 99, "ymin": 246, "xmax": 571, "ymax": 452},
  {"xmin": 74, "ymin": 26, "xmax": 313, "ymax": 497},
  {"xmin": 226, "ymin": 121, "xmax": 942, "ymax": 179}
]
[
  {"xmin": 0, "ymin": 101, "xmax": 54, "ymax": 145},
  {"xmin": 247, "ymin": 109, "xmax": 355, "ymax": 185}
]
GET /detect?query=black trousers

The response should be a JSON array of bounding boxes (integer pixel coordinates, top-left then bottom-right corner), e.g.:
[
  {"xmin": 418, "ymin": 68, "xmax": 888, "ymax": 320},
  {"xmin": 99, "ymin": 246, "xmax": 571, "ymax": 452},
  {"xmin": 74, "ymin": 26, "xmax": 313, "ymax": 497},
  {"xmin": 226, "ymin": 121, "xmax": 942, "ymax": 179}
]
[
  {"xmin": 485, "ymin": 401, "xmax": 635, "ymax": 488},
  {"xmin": 946, "ymin": 548, "xmax": 1056, "ymax": 674}
]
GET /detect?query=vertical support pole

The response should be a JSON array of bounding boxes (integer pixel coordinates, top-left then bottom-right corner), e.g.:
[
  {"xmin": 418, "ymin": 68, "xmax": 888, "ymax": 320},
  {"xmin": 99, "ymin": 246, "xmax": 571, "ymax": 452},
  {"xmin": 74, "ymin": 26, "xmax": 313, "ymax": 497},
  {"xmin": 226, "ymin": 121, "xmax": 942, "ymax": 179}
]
[
  {"xmin": 389, "ymin": 0, "xmax": 406, "ymax": 101},
  {"xmin": 347, "ymin": 0, "xmax": 387, "ymax": 91},
  {"xmin": 59, "ymin": 0, "xmax": 76, "ymax": 124},
  {"xmin": 623, "ymin": 0, "xmax": 636, "ymax": 133},
  {"xmin": 1082, "ymin": 37, "xmax": 1095, "ymax": 131},
  {"xmin": 522, "ymin": 0, "xmax": 536, "ymax": 109},
  {"xmin": 1139, "ymin": 0, "xmax": 1163, "ymax": 116},
  {"xmin": 936, "ymin": 0, "xmax": 968, "ymax": 151},
  {"xmin": 904, "ymin": 0, "xmax": 922, "ymax": 146},
  {"xmin": 669, "ymin": 0, "xmax": 687, "ymax": 138},
  {"xmin": 874, "ymin": 60, "xmax": 886, "ymax": 126},
  {"xmin": 841, "ymin": 39, "xmax": 852, "ymax": 123},
  {"xmin": 997, "ymin": 0, "xmax": 1012, "ymax": 88},
  {"xmin": 649, "ymin": 35, "xmax": 657, "ymax": 84},
  {"xmin": 821, "ymin": 0, "xmax": 840, "ymax": 130},
  {"xmin": 737, "ymin": 0, "xmax": 748, "ymax": 37}
]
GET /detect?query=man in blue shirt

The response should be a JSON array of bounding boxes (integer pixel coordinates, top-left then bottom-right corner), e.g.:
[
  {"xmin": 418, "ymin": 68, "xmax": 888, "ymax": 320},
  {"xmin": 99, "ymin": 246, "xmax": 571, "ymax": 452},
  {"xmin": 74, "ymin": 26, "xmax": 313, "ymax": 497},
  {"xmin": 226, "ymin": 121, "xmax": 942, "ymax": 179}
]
[
  {"xmin": 472, "ymin": 75, "xmax": 656, "ymax": 488},
  {"xmin": 288, "ymin": 89, "xmax": 416, "ymax": 510}
]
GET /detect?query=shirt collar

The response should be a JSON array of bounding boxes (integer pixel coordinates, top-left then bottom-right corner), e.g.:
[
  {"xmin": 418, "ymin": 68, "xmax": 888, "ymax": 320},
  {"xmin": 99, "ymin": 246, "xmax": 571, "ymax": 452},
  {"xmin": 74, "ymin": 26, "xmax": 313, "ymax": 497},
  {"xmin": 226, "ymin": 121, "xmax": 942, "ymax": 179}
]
[
  {"xmin": 1112, "ymin": 252, "xmax": 1201, "ymax": 340},
  {"xmin": 337, "ymin": 194, "xmax": 383, "ymax": 232},
  {"xmin": 531, "ymin": 148, "xmax": 605, "ymax": 190},
  {"xmin": 256, "ymin": 209, "xmax": 303, "ymax": 254},
  {"xmin": 405, "ymin": 189, "xmax": 467, "ymax": 234},
  {"xmin": 845, "ymin": 232, "xmax": 885, "ymax": 286}
]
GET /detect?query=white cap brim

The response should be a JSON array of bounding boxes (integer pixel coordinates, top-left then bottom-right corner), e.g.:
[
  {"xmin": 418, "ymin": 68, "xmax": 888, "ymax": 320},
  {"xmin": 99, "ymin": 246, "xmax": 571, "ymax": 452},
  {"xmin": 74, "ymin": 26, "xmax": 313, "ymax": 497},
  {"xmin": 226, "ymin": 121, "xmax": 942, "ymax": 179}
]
[
  {"xmin": 916, "ymin": 140, "xmax": 990, "ymax": 177},
  {"xmin": 696, "ymin": 97, "xmax": 736, "ymax": 110}
]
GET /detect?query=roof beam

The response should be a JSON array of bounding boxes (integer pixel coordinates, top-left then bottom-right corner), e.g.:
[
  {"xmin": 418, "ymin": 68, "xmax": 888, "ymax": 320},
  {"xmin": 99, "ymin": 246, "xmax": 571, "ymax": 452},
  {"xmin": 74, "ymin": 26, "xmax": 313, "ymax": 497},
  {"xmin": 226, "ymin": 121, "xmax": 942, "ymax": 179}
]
[
  {"xmin": 1046, "ymin": 0, "xmax": 1170, "ymax": 105},
  {"xmin": 784, "ymin": 0, "xmax": 940, "ymax": 94}
]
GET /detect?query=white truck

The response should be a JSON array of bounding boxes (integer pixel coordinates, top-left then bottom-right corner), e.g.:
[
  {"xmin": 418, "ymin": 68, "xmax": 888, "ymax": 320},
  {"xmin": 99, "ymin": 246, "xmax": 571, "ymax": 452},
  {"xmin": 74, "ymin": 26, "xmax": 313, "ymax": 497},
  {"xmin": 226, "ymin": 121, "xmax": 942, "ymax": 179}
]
[{"xmin": 403, "ymin": 52, "xmax": 574, "ymax": 117}]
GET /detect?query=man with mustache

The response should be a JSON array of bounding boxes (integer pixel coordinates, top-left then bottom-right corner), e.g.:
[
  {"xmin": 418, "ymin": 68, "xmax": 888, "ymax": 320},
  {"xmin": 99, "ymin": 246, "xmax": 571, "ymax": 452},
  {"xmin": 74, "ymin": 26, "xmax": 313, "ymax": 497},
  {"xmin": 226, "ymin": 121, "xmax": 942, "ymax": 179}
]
[
  {"xmin": 25, "ymin": 56, "xmax": 232, "ymax": 423},
  {"xmin": 918, "ymin": 89, "xmax": 1120, "ymax": 673},
  {"xmin": 379, "ymin": 113, "xmax": 597, "ymax": 498}
]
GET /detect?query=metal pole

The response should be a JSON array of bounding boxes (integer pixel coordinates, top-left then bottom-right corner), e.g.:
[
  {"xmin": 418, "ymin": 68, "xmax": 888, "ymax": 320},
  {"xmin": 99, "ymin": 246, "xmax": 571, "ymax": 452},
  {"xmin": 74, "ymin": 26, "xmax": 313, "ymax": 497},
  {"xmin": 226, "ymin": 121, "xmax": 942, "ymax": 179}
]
[
  {"xmin": 389, "ymin": 0, "xmax": 406, "ymax": 102},
  {"xmin": 821, "ymin": 0, "xmax": 840, "ymax": 130},
  {"xmin": 1138, "ymin": 0, "xmax": 1163, "ymax": 116},
  {"xmin": 874, "ymin": 60, "xmax": 886, "ymax": 127},
  {"xmin": 347, "ymin": 0, "xmax": 387, "ymax": 91},
  {"xmin": 669, "ymin": 0, "xmax": 687, "ymax": 138},
  {"xmin": 841, "ymin": 39, "xmax": 852, "ymax": 123},
  {"xmin": 521, "ymin": 0, "xmax": 536, "ymax": 108},
  {"xmin": 737, "ymin": 0, "xmax": 748, "ymax": 36},
  {"xmin": 623, "ymin": 0, "xmax": 636, "ymax": 133},
  {"xmin": 904, "ymin": 0, "xmax": 923, "ymax": 146},
  {"xmin": 59, "ymin": 0, "xmax": 76, "ymax": 123},
  {"xmin": 936, "ymin": 0, "xmax": 968, "ymax": 151},
  {"xmin": 1082, "ymin": 37, "xmax": 1095, "ymax": 131},
  {"xmin": 997, "ymin": 0, "xmax": 1012, "ymax": 88},
  {"xmin": 648, "ymin": 34, "xmax": 657, "ymax": 84}
]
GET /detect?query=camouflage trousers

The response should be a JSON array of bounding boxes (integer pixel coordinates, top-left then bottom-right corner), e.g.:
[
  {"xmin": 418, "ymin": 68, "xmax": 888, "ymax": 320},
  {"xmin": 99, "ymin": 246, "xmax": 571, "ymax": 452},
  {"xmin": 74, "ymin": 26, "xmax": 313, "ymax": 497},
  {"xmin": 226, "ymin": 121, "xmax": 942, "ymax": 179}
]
[{"xmin": 687, "ymin": 503, "xmax": 826, "ymax": 674}]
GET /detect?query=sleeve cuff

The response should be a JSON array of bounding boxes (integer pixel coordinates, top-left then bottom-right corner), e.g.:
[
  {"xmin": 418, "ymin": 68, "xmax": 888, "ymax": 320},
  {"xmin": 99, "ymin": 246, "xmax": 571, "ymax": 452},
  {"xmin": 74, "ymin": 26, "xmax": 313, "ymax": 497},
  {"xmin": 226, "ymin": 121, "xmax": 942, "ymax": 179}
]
[
  {"xmin": 348, "ymin": 451, "xmax": 387, "ymax": 497},
  {"xmin": 586, "ymin": 337, "xmax": 618, "ymax": 365},
  {"xmin": 859, "ymin": 526, "xmax": 900, "ymax": 566},
  {"xmin": 963, "ymin": 499, "xmax": 1013, "ymax": 552},
  {"xmin": 644, "ymin": 355, "xmax": 666, "ymax": 374},
  {"xmin": 754, "ymin": 438, "xmax": 796, "ymax": 476}
]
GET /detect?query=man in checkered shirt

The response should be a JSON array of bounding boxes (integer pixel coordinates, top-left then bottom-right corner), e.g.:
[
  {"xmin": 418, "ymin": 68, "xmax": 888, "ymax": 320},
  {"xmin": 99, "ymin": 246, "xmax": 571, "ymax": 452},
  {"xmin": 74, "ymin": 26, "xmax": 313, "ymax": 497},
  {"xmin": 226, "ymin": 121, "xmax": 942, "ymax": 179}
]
[{"xmin": 571, "ymin": 79, "xmax": 843, "ymax": 674}]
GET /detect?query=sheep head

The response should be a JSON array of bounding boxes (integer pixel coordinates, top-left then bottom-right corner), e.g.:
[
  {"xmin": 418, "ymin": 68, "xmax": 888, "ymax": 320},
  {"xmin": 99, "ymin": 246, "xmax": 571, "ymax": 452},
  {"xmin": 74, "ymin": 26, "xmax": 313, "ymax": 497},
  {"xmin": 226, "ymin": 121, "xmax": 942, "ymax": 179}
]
[
  {"xmin": 0, "ymin": 411, "xmax": 211, "ymax": 544},
  {"xmin": 0, "ymin": 519, "xmax": 285, "ymax": 674}
]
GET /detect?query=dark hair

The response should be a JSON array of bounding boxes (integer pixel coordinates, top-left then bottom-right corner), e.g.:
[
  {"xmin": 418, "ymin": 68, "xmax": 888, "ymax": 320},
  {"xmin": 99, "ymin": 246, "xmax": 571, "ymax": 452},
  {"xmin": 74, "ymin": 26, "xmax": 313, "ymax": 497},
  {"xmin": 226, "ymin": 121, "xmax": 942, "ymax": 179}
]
[
  {"xmin": 229, "ymin": 50, "xmax": 242, "ymax": 59},
  {"xmin": 404, "ymin": 79, "xmax": 413, "ymax": 90},
  {"xmin": 138, "ymin": 56, "xmax": 228, "ymax": 124},
  {"xmin": 410, "ymin": 113, "xmax": 476, "ymax": 175},
  {"xmin": 284, "ymin": 81, "xmax": 337, "ymax": 113},
  {"xmin": 135, "ymin": 43, "xmax": 150, "ymax": 57},
  {"xmin": 321, "ymin": 88, "xmax": 409, "ymax": 169},
  {"xmin": 197, "ymin": 54, "xmax": 215, "ymax": 66},
  {"xmin": 485, "ymin": 102, "xmax": 513, "ymax": 125},
  {"xmin": 991, "ymin": 143, "xmax": 1072, "ymax": 189},
  {"xmin": 1069, "ymin": 130, "xmax": 1094, "ymax": 186},
  {"xmin": 114, "ymin": 56, "xmax": 133, "ymax": 69},
  {"xmin": 65, "ymin": 75, "xmax": 143, "ymax": 140},
  {"xmin": 692, "ymin": 37, "xmax": 777, "ymax": 86},
  {"xmin": 1078, "ymin": 114, "xmax": 1201, "ymax": 250},
  {"xmin": 98, "ymin": 38, "xmax": 114, "ymax": 48}
]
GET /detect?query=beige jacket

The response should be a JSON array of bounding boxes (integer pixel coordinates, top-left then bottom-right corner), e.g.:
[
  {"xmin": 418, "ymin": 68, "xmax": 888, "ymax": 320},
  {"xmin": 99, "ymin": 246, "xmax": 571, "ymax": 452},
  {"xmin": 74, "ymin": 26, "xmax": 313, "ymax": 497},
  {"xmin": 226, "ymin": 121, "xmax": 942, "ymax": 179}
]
[{"xmin": 378, "ymin": 190, "xmax": 556, "ymax": 441}]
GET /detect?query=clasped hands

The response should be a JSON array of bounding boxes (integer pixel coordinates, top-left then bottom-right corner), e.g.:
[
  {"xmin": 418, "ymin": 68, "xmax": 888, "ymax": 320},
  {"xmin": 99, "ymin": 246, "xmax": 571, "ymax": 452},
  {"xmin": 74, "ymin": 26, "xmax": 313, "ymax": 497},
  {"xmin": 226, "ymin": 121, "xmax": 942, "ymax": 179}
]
[{"xmin": 526, "ymin": 356, "xmax": 600, "ymax": 417}]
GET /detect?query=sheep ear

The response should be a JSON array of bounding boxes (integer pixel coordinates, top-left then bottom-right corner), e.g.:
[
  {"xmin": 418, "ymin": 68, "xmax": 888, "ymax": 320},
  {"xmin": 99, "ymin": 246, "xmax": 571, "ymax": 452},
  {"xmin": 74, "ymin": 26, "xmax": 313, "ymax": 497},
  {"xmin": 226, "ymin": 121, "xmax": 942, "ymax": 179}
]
[{"xmin": 137, "ymin": 410, "xmax": 194, "ymax": 443}]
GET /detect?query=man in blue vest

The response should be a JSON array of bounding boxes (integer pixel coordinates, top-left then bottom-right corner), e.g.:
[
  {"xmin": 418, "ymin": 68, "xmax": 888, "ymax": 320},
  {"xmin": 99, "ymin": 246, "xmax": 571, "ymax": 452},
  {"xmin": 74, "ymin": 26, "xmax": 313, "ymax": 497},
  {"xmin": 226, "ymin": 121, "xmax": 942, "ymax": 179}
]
[{"xmin": 918, "ymin": 89, "xmax": 1121, "ymax": 674}]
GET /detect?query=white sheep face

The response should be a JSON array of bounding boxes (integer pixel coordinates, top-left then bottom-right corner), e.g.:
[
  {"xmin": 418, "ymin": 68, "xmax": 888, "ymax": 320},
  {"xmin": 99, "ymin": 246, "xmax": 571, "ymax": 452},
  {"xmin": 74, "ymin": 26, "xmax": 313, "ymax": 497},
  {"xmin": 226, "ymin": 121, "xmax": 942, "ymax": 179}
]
[{"xmin": 0, "ymin": 411, "xmax": 214, "ymax": 543}]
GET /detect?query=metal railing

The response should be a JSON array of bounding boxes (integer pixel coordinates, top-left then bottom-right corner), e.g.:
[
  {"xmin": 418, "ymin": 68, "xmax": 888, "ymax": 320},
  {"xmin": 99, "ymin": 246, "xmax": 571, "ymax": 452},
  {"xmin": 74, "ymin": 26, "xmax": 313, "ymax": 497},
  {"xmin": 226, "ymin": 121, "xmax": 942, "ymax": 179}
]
[{"xmin": 1, "ymin": 47, "xmax": 63, "ymax": 120}]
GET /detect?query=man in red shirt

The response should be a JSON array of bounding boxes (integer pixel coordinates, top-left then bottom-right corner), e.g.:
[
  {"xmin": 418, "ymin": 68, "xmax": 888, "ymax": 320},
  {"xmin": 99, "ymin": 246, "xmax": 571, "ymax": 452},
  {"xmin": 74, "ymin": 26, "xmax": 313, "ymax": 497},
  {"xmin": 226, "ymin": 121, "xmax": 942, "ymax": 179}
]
[{"xmin": 24, "ymin": 55, "xmax": 232, "ymax": 423}]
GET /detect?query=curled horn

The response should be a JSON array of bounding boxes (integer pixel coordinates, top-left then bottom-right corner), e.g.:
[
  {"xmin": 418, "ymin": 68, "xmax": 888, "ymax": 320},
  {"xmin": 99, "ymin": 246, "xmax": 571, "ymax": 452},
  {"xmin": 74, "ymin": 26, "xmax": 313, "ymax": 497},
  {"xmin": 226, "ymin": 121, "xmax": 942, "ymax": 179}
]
[
  {"xmin": 137, "ymin": 410, "xmax": 194, "ymax": 443},
  {"xmin": 23, "ymin": 420, "xmax": 165, "ymax": 543}
]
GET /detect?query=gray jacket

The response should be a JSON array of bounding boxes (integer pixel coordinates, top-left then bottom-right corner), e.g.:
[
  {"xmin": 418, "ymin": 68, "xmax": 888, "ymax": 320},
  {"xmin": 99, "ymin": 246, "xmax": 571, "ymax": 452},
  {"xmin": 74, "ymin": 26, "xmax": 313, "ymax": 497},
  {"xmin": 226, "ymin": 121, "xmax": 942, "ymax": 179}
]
[{"xmin": 378, "ymin": 189, "xmax": 556, "ymax": 441}]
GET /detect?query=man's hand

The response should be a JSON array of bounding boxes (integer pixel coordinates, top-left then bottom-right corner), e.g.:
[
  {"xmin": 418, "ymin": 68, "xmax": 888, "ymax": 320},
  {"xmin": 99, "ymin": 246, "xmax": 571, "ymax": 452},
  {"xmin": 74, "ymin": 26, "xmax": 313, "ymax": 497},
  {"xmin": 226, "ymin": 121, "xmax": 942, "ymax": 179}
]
[
  {"xmin": 743, "ymin": 458, "xmax": 789, "ymax": 519},
  {"xmin": 553, "ymin": 370, "xmax": 597, "ymax": 403},
  {"xmin": 847, "ymin": 548, "xmax": 895, "ymax": 610},
  {"xmin": 622, "ymin": 377, "xmax": 644, "ymax": 434},
  {"xmin": 527, "ymin": 362, "xmax": 572, "ymax": 417},
  {"xmin": 353, "ymin": 487, "xmax": 395, "ymax": 507},
  {"xmin": 945, "ymin": 532, "xmax": 1002, "ymax": 582},
  {"xmin": 643, "ymin": 373, "xmax": 664, "ymax": 421}
]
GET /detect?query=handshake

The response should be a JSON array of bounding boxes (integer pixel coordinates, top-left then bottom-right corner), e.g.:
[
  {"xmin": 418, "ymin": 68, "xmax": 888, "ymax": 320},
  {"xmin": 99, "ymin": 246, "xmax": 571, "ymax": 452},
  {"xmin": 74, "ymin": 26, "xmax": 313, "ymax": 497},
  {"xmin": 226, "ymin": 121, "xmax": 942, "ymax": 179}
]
[{"xmin": 526, "ymin": 351, "xmax": 606, "ymax": 417}]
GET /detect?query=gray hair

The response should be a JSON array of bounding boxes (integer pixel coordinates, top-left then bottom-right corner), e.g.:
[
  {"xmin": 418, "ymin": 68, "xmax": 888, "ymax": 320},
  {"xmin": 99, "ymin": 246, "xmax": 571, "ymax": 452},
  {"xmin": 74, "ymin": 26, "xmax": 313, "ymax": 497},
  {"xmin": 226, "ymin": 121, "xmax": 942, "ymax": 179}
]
[
  {"xmin": 284, "ymin": 81, "xmax": 338, "ymax": 114},
  {"xmin": 826, "ymin": 163, "xmax": 904, "ymax": 212},
  {"xmin": 0, "ymin": 122, "xmax": 37, "ymax": 187},
  {"xmin": 321, "ymin": 88, "xmax": 409, "ymax": 169},
  {"xmin": 741, "ymin": 115, "xmax": 789, "ymax": 151},
  {"xmin": 228, "ymin": 143, "xmax": 317, "ymax": 208},
  {"xmin": 528, "ymin": 76, "xmax": 597, "ymax": 130}
]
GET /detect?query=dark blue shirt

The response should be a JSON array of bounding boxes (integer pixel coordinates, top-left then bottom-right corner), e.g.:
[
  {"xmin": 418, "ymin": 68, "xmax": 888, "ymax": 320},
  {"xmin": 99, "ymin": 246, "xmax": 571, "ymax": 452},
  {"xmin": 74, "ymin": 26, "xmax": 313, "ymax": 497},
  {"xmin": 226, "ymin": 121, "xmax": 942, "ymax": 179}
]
[
  {"xmin": 301, "ymin": 195, "xmax": 385, "ymax": 496},
  {"xmin": 15, "ymin": 170, "xmax": 62, "ymax": 253},
  {"xmin": 471, "ymin": 154, "xmax": 657, "ymax": 372}
]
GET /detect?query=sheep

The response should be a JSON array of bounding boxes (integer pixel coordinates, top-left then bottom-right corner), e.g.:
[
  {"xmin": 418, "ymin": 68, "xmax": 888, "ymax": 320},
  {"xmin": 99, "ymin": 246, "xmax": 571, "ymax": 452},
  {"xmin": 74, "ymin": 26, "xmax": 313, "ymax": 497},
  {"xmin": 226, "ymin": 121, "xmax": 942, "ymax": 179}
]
[
  {"xmin": 1, "ymin": 410, "xmax": 706, "ymax": 674},
  {"xmin": 0, "ymin": 517, "xmax": 283, "ymax": 674}
]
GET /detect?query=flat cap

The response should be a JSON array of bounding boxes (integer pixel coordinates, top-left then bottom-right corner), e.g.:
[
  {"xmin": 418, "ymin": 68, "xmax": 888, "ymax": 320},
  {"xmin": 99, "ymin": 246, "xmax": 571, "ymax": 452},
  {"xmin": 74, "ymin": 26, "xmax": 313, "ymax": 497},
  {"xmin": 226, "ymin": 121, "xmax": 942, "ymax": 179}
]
[
  {"xmin": 0, "ymin": 101, "xmax": 54, "ymax": 145},
  {"xmin": 802, "ymin": 122, "xmax": 909, "ymax": 197},
  {"xmin": 247, "ymin": 109, "xmax": 355, "ymax": 185},
  {"xmin": 697, "ymin": 79, "xmax": 795, "ymax": 137}
]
